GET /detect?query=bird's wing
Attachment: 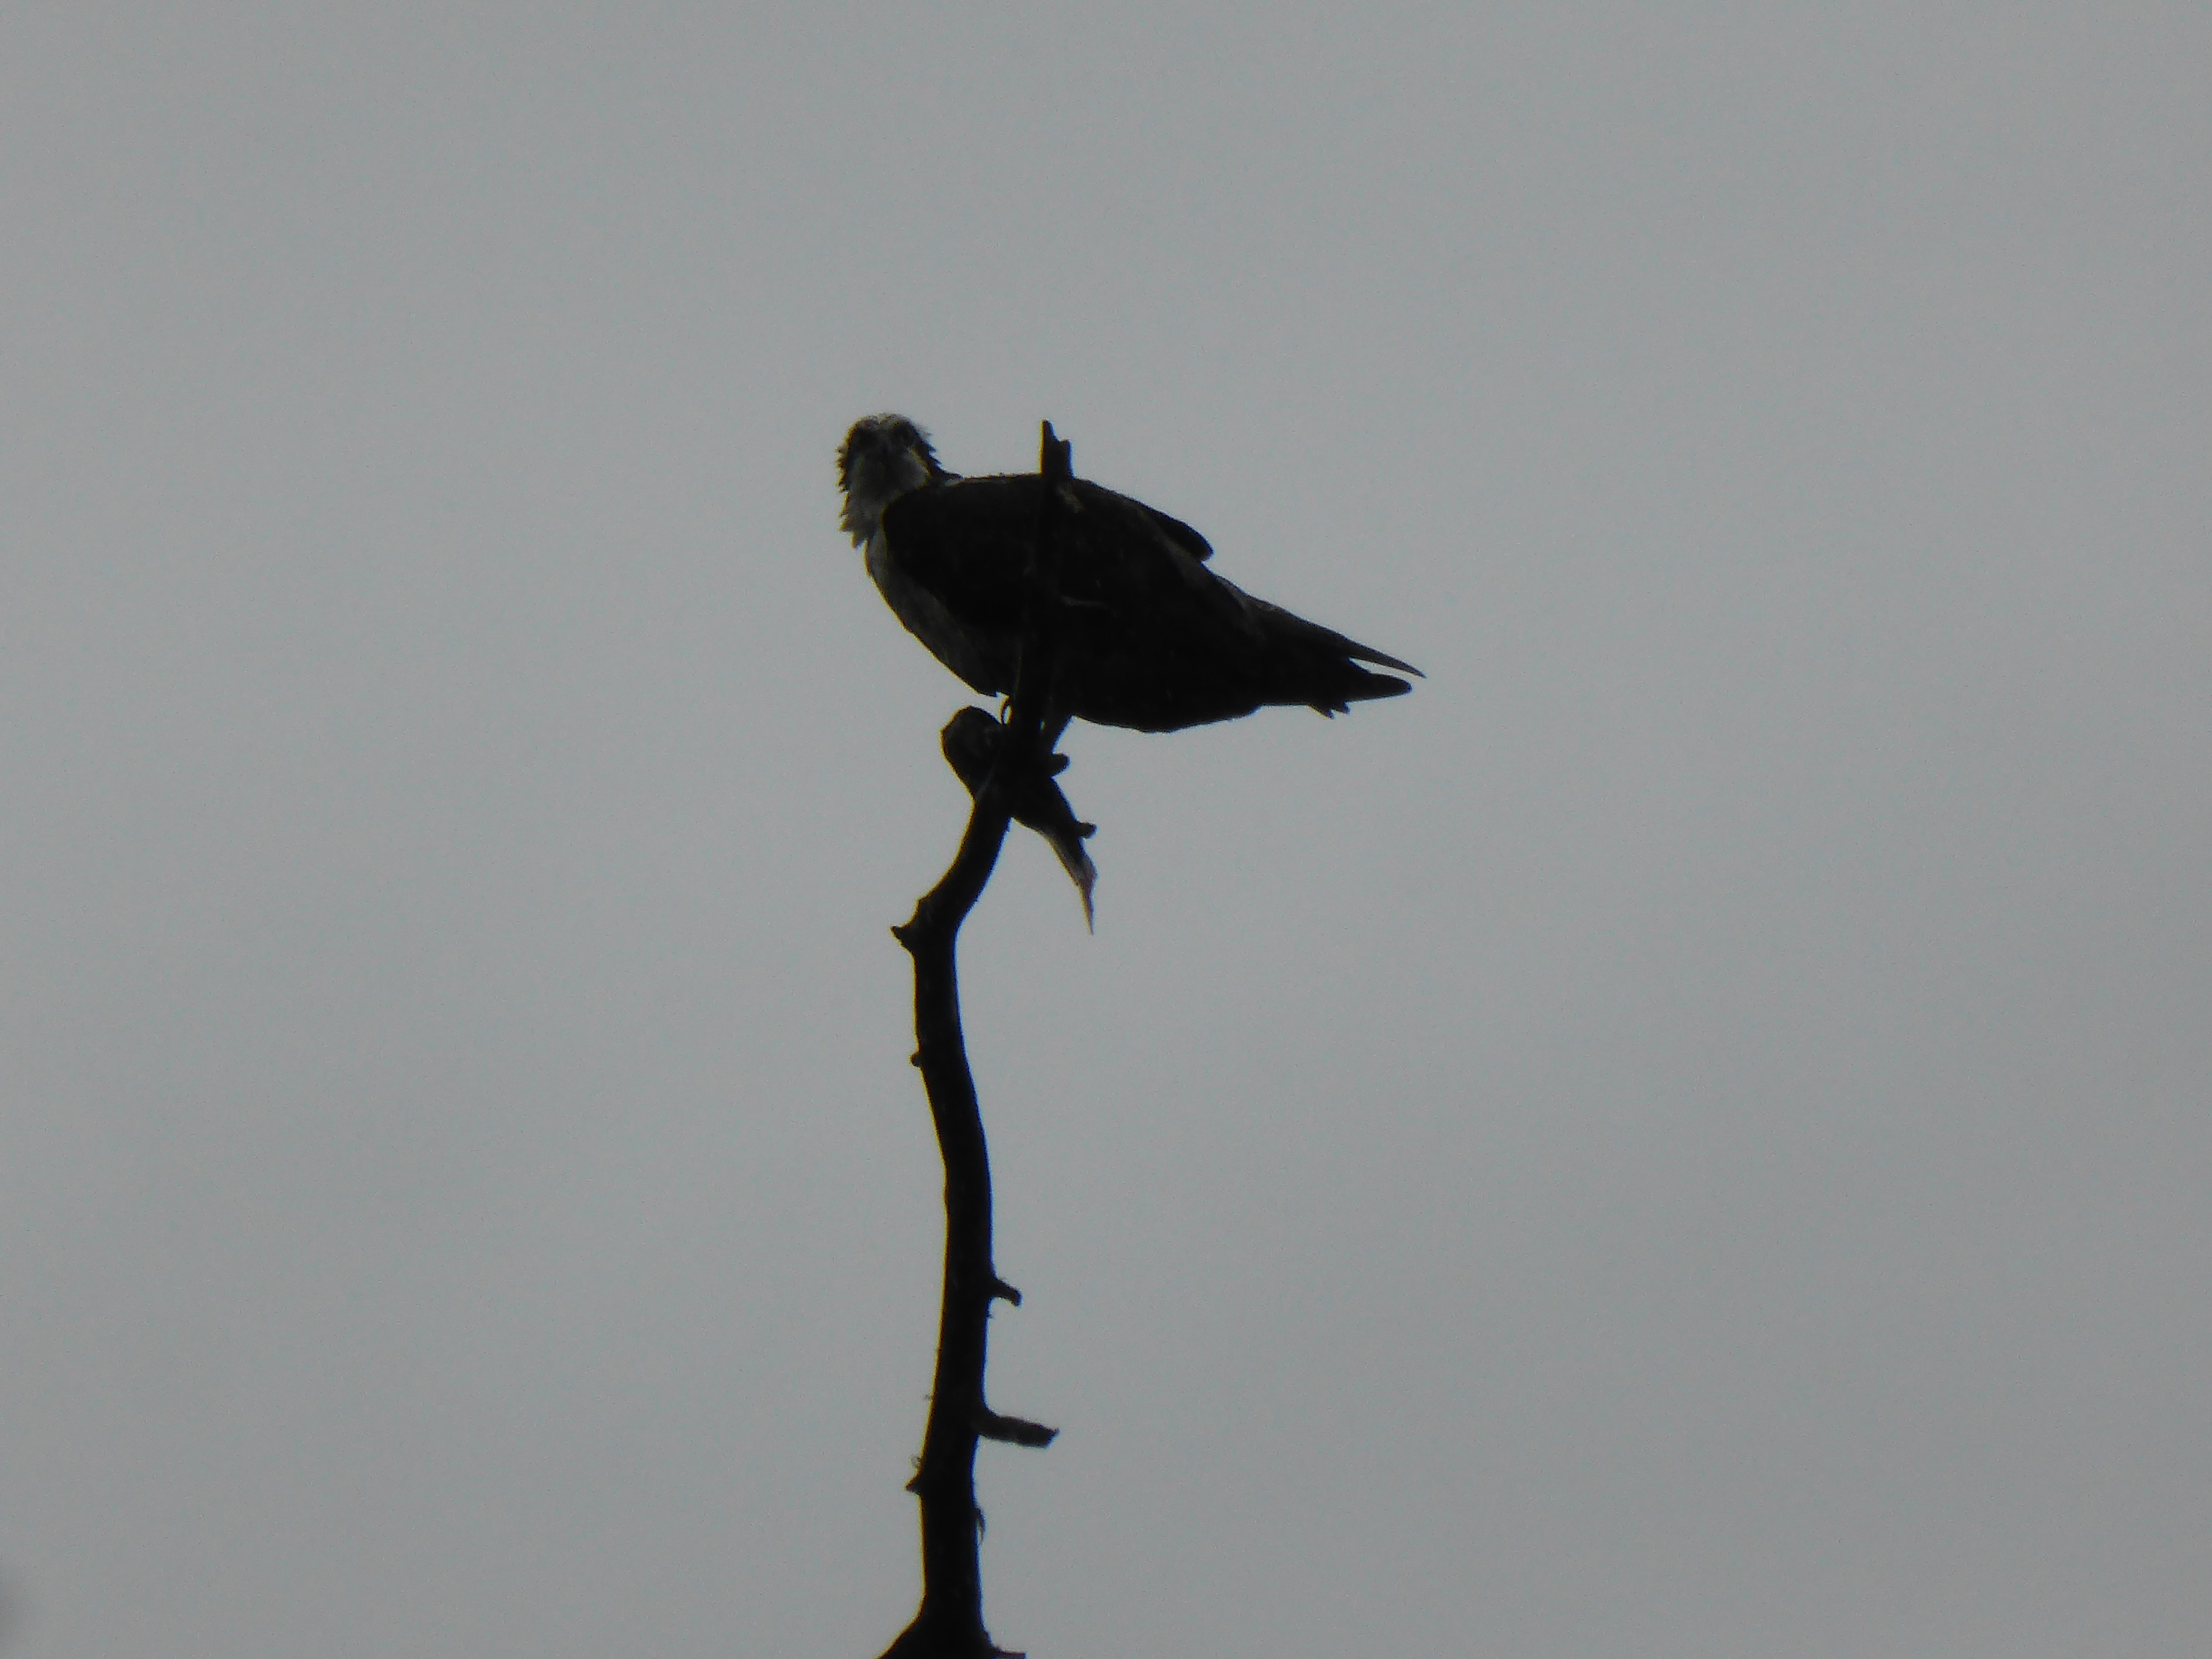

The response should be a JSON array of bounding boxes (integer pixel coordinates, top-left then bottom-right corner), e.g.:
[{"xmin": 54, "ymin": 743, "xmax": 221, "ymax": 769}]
[
  {"xmin": 881, "ymin": 476, "xmax": 1244, "ymax": 637},
  {"xmin": 878, "ymin": 476, "xmax": 1036, "ymax": 632},
  {"xmin": 883, "ymin": 473, "xmax": 1416, "ymax": 730},
  {"xmin": 1139, "ymin": 504, "xmax": 1213, "ymax": 562}
]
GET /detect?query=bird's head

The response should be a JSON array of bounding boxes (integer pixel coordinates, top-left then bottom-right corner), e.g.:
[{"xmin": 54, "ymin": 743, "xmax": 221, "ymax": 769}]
[{"xmin": 837, "ymin": 413, "xmax": 949, "ymax": 545}]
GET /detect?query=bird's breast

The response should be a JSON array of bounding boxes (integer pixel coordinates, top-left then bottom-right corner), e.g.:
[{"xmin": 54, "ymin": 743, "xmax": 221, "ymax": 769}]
[{"xmin": 865, "ymin": 531, "xmax": 1004, "ymax": 696}]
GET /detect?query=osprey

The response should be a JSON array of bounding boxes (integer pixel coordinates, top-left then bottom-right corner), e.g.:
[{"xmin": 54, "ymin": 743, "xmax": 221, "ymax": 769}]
[{"xmin": 837, "ymin": 414, "xmax": 1420, "ymax": 733}]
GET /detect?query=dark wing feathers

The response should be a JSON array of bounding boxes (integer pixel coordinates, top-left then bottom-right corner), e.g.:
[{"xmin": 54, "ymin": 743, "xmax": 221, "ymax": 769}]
[
  {"xmin": 881, "ymin": 473, "xmax": 1417, "ymax": 732},
  {"xmin": 1140, "ymin": 504, "xmax": 1213, "ymax": 562}
]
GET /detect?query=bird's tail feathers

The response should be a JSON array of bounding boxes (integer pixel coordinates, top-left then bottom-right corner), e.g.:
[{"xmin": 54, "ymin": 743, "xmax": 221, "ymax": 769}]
[
  {"xmin": 1309, "ymin": 666, "xmax": 1415, "ymax": 715},
  {"xmin": 1344, "ymin": 640, "xmax": 1422, "ymax": 678},
  {"xmin": 1256, "ymin": 599, "xmax": 1422, "ymax": 685}
]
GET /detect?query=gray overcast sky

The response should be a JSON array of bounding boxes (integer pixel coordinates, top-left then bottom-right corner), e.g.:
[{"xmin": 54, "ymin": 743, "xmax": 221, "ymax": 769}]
[{"xmin": 4, "ymin": 3, "xmax": 2207, "ymax": 1655}]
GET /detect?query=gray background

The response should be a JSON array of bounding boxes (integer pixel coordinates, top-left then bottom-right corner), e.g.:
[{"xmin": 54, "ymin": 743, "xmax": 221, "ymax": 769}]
[{"xmin": 4, "ymin": 3, "xmax": 2207, "ymax": 1654}]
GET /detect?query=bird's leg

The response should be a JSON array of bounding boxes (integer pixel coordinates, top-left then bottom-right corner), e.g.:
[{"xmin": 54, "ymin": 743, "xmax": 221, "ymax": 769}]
[{"xmin": 992, "ymin": 700, "xmax": 1071, "ymax": 778}]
